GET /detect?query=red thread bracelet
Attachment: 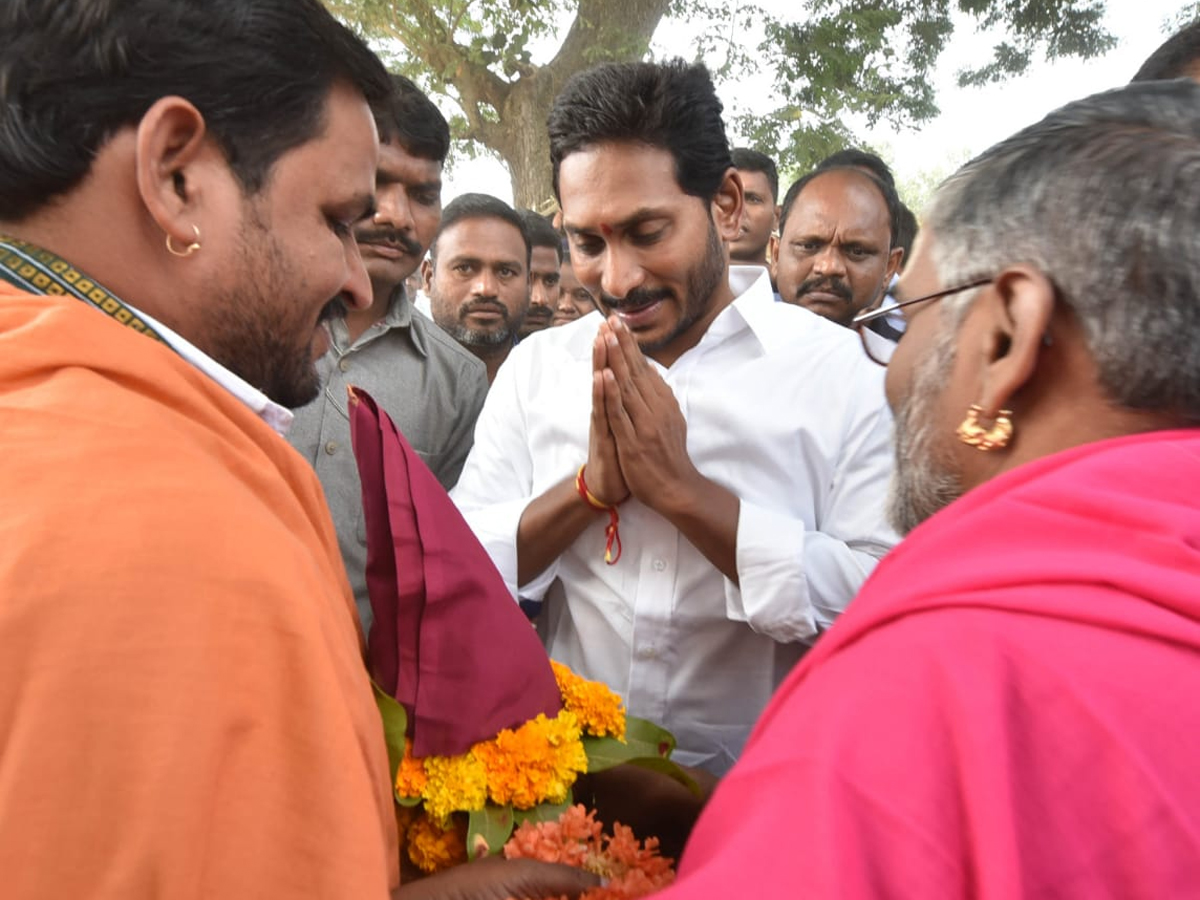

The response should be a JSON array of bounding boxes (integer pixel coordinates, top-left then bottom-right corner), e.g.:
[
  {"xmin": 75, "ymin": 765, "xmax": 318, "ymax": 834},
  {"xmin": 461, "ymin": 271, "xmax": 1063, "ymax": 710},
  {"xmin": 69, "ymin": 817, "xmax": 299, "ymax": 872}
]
[{"xmin": 575, "ymin": 465, "xmax": 622, "ymax": 565}]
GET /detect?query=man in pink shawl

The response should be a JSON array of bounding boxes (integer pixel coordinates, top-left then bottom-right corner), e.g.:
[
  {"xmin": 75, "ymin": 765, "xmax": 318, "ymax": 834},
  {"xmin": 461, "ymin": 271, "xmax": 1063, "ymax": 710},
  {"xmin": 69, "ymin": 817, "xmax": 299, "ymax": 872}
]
[{"xmin": 648, "ymin": 79, "xmax": 1200, "ymax": 898}]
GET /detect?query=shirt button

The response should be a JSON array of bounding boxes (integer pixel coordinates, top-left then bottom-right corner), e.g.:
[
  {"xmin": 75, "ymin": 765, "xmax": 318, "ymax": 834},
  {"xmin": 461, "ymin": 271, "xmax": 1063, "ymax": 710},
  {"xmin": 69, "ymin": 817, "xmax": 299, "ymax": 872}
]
[
  {"xmin": 324, "ymin": 441, "xmax": 339, "ymax": 455},
  {"xmin": 637, "ymin": 646, "xmax": 658, "ymax": 660},
  {"xmin": 338, "ymin": 358, "xmax": 350, "ymax": 372},
  {"xmin": 652, "ymin": 559, "xmax": 666, "ymax": 571}
]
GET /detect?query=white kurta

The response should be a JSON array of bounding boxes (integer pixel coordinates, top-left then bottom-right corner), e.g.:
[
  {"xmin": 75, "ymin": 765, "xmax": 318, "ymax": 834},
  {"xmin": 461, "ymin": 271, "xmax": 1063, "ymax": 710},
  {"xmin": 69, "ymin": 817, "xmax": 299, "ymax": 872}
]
[{"xmin": 452, "ymin": 267, "xmax": 898, "ymax": 772}]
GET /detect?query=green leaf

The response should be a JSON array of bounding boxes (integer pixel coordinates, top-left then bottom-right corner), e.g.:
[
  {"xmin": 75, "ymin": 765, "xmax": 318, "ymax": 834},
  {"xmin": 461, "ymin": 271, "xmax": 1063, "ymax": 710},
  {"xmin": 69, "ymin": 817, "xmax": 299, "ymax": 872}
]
[
  {"xmin": 467, "ymin": 804, "xmax": 515, "ymax": 858},
  {"xmin": 624, "ymin": 715, "xmax": 677, "ymax": 757},
  {"xmin": 581, "ymin": 716, "xmax": 700, "ymax": 795},
  {"xmin": 371, "ymin": 679, "xmax": 409, "ymax": 783},
  {"xmin": 512, "ymin": 794, "xmax": 573, "ymax": 827}
]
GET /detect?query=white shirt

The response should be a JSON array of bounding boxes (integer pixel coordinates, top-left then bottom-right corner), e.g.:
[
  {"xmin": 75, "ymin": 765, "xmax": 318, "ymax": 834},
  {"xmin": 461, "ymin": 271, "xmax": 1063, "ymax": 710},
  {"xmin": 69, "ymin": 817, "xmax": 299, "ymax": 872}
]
[
  {"xmin": 130, "ymin": 305, "xmax": 294, "ymax": 436},
  {"xmin": 452, "ymin": 267, "xmax": 898, "ymax": 773}
]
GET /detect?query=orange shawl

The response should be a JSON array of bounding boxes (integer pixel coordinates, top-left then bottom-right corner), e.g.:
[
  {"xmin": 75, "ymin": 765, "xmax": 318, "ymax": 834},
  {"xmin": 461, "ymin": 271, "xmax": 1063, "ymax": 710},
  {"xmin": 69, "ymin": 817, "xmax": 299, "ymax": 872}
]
[{"xmin": 0, "ymin": 286, "xmax": 397, "ymax": 897}]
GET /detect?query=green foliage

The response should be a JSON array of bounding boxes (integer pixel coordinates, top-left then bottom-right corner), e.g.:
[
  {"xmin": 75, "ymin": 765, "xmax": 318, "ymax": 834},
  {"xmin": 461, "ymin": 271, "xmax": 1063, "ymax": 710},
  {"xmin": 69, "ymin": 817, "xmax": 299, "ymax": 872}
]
[
  {"xmin": 580, "ymin": 715, "xmax": 700, "ymax": 795},
  {"xmin": 325, "ymin": 0, "xmax": 1115, "ymax": 217},
  {"xmin": 466, "ymin": 803, "xmax": 515, "ymax": 856},
  {"xmin": 372, "ymin": 679, "xmax": 409, "ymax": 784},
  {"xmin": 1165, "ymin": 3, "xmax": 1200, "ymax": 32}
]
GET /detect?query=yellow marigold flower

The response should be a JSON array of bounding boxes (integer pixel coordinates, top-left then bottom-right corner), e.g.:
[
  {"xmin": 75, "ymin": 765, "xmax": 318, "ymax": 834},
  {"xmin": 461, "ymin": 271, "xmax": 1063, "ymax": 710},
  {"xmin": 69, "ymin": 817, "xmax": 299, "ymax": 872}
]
[
  {"xmin": 394, "ymin": 738, "xmax": 428, "ymax": 800},
  {"xmin": 552, "ymin": 660, "xmax": 627, "ymax": 740},
  {"xmin": 406, "ymin": 811, "xmax": 467, "ymax": 874},
  {"xmin": 475, "ymin": 711, "xmax": 588, "ymax": 809},
  {"xmin": 421, "ymin": 751, "xmax": 489, "ymax": 822}
]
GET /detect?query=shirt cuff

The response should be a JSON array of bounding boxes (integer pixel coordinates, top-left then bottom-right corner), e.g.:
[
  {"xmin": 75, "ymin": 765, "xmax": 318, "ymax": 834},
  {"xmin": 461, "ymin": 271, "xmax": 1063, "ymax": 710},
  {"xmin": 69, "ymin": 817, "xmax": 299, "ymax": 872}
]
[{"xmin": 724, "ymin": 501, "xmax": 819, "ymax": 643}]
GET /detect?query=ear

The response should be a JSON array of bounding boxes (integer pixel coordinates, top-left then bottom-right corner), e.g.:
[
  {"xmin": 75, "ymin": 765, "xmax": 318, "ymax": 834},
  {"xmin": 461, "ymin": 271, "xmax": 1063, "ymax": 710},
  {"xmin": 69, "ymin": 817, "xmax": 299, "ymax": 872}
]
[
  {"xmin": 134, "ymin": 96, "xmax": 215, "ymax": 251},
  {"xmin": 885, "ymin": 245, "xmax": 903, "ymax": 286},
  {"xmin": 767, "ymin": 232, "xmax": 780, "ymax": 279},
  {"xmin": 711, "ymin": 167, "xmax": 743, "ymax": 242},
  {"xmin": 421, "ymin": 257, "xmax": 433, "ymax": 293},
  {"xmin": 974, "ymin": 266, "xmax": 1057, "ymax": 416}
]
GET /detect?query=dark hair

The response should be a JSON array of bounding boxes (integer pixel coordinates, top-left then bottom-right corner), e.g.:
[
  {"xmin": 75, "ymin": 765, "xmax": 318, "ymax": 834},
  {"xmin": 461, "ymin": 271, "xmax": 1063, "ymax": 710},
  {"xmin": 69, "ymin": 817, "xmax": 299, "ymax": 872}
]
[
  {"xmin": 1132, "ymin": 19, "xmax": 1200, "ymax": 81},
  {"xmin": 376, "ymin": 73, "xmax": 450, "ymax": 164},
  {"xmin": 517, "ymin": 209, "xmax": 563, "ymax": 263},
  {"xmin": 815, "ymin": 148, "xmax": 896, "ymax": 188},
  {"xmin": 779, "ymin": 167, "xmax": 903, "ymax": 249},
  {"xmin": 731, "ymin": 148, "xmax": 779, "ymax": 203},
  {"xmin": 894, "ymin": 202, "xmax": 919, "ymax": 265},
  {"xmin": 431, "ymin": 193, "xmax": 531, "ymax": 266},
  {"xmin": 548, "ymin": 59, "xmax": 732, "ymax": 202},
  {"xmin": 0, "ymin": 0, "xmax": 391, "ymax": 221}
]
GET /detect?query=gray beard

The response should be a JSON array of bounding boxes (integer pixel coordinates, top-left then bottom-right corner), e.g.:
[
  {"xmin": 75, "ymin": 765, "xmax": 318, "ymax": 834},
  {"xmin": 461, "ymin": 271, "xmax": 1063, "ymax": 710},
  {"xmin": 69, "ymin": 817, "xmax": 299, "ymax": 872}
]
[
  {"xmin": 886, "ymin": 328, "xmax": 966, "ymax": 535},
  {"xmin": 450, "ymin": 324, "xmax": 512, "ymax": 347}
]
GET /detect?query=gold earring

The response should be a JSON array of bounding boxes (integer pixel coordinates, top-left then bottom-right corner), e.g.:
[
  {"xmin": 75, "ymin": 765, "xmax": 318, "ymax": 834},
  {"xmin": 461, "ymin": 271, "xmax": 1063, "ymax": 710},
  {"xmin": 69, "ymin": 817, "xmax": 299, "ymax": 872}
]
[
  {"xmin": 166, "ymin": 224, "xmax": 201, "ymax": 258},
  {"xmin": 956, "ymin": 403, "xmax": 1013, "ymax": 451}
]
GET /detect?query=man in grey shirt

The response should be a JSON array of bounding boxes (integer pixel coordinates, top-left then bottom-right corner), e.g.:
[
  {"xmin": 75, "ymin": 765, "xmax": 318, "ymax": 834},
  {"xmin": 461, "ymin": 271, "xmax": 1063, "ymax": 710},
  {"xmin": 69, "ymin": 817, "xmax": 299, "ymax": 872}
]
[{"xmin": 289, "ymin": 74, "xmax": 488, "ymax": 631}]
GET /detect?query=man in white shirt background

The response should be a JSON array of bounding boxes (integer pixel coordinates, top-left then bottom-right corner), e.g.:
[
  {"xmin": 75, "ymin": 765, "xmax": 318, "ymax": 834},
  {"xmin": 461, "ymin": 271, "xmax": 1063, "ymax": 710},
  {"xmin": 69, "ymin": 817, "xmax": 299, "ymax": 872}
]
[{"xmin": 452, "ymin": 59, "xmax": 898, "ymax": 775}]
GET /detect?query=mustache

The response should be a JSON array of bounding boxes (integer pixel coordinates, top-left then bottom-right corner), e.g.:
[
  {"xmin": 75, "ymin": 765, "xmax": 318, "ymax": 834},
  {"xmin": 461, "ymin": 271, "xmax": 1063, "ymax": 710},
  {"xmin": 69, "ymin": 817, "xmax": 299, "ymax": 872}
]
[
  {"xmin": 598, "ymin": 286, "xmax": 672, "ymax": 310},
  {"xmin": 525, "ymin": 305, "xmax": 553, "ymax": 320},
  {"xmin": 318, "ymin": 295, "xmax": 349, "ymax": 324},
  {"xmin": 459, "ymin": 299, "xmax": 509, "ymax": 321},
  {"xmin": 796, "ymin": 277, "xmax": 852, "ymax": 303},
  {"xmin": 354, "ymin": 228, "xmax": 423, "ymax": 257}
]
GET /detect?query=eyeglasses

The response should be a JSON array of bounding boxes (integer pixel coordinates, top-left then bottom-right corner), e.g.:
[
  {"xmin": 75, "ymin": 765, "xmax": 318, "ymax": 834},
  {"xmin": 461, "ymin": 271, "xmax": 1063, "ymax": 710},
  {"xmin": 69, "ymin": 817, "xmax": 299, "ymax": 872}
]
[{"xmin": 851, "ymin": 277, "xmax": 994, "ymax": 366}]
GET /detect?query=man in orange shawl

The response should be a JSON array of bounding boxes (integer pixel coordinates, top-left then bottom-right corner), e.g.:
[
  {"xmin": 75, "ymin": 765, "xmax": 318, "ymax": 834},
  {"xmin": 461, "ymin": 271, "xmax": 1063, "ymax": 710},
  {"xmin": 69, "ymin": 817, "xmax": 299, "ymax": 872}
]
[{"xmin": 0, "ymin": 2, "xmax": 400, "ymax": 897}]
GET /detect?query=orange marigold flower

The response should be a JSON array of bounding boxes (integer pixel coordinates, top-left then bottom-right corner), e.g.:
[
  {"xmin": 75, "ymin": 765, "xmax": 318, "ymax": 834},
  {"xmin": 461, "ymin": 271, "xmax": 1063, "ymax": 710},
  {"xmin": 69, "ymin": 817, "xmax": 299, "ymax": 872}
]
[
  {"xmin": 551, "ymin": 660, "xmax": 627, "ymax": 740},
  {"xmin": 474, "ymin": 711, "xmax": 588, "ymax": 809},
  {"xmin": 394, "ymin": 738, "xmax": 428, "ymax": 800},
  {"xmin": 394, "ymin": 804, "xmax": 419, "ymax": 856},
  {"xmin": 406, "ymin": 812, "xmax": 467, "ymax": 875}
]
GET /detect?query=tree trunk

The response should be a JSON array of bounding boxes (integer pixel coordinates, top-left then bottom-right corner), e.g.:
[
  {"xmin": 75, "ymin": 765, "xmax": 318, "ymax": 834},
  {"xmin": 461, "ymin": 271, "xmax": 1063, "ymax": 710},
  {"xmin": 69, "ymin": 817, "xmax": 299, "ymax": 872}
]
[
  {"xmin": 492, "ymin": 0, "xmax": 674, "ymax": 209},
  {"xmin": 495, "ymin": 71, "xmax": 559, "ymax": 211}
]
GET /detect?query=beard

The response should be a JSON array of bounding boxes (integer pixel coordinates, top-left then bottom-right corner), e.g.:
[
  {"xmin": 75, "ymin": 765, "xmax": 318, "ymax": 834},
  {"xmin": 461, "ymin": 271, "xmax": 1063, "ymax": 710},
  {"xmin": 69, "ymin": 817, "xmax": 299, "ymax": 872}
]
[
  {"xmin": 439, "ymin": 296, "xmax": 516, "ymax": 347},
  {"xmin": 887, "ymin": 327, "xmax": 965, "ymax": 535},
  {"xmin": 597, "ymin": 215, "xmax": 726, "ymax": 356},
  {"xmin": 197, "ymin": 213, "xmax": 333, "ymax": 410}
]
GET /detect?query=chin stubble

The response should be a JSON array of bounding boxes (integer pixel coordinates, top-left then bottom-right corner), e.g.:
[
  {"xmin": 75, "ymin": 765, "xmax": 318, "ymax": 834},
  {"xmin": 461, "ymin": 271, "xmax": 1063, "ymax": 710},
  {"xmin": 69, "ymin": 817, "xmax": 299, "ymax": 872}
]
[{"xmin": 886, "ymin": 328, "xmax": 965, "ymax": 535}]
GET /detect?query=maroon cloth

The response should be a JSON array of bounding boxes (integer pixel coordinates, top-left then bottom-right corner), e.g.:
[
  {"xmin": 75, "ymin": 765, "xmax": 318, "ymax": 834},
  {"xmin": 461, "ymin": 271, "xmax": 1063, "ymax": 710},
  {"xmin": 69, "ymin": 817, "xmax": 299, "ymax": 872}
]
[{"xmin": 348, "ymin": 388, "xmax": 562, "ymax": 757}]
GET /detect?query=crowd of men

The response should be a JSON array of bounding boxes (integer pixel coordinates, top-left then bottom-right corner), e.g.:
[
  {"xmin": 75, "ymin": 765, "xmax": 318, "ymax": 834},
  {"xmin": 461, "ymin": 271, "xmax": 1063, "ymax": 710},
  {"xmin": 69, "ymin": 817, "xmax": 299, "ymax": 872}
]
[{"xmin": 3, "ymin": 1, "xmax": 1200, "ymax": 897}]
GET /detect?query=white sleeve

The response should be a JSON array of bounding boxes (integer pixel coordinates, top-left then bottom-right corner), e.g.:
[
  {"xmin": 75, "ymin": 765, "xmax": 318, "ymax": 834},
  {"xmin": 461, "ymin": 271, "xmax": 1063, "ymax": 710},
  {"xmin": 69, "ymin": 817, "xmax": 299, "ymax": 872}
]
[
  {"xmin": 450, "ymin": 349, "xmax": 560, "ymax": 600},
  {"xmin": 724, "ymin": 373, "xmax": 897, "ymax": 642}
]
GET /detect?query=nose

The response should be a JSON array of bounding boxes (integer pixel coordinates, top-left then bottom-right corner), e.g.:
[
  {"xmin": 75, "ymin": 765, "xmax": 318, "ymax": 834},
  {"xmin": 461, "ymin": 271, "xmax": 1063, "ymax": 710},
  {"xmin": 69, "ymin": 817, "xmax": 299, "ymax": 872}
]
[
  {"xmin": 598, "ymin": 245, "xmax": 644, "ymax": 300},
  {"xmin": 472, "ymin": 268, "xmax": 499, "ymax": 298},
  {"xmin": 811, "ymin": 244, "xmax": 846, "ymax": 278},
  {"xmin": 373, "ymin": 184, "xmax": 414, "ymax": 233},
  {"xmin": 342, "ymin": 238, "xmax": 372, "ymax": 310},
  {"xmin": 530, "ymin": 281, "xmax": 554, "ymax": 308}
]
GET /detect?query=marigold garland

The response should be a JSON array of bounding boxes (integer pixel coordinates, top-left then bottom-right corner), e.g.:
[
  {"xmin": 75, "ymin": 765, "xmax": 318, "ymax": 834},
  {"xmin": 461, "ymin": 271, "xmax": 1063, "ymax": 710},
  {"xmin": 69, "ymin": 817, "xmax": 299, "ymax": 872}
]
[
  {"xmin": 421, "ymin": 751, "xmax": 489, "ymax": 822},
  {"xmin": 406, "ymin": 811, "xmax": 467, "ymax": 874},
  {"xmin": 392, "ymin": 662, "xmax": 633, "ymax": 875},
  {"xmin": 551, "ymin": 660, "xmax": 626, "ymax": 740},
  {"xmin": 394, "ymin": 738, "xmax": 428, "ymax": 798}
]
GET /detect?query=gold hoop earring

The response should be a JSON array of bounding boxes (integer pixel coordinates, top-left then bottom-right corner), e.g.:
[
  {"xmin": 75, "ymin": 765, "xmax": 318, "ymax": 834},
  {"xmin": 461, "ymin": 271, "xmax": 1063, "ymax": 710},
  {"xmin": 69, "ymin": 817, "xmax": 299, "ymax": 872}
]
[
  {"xmin": 956, "ymin": 403, "xmax": 1013, "ymax": 451},
  {"xmin": 166, "ymin": 224, "xmax": 201, "ymax": 258}
]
